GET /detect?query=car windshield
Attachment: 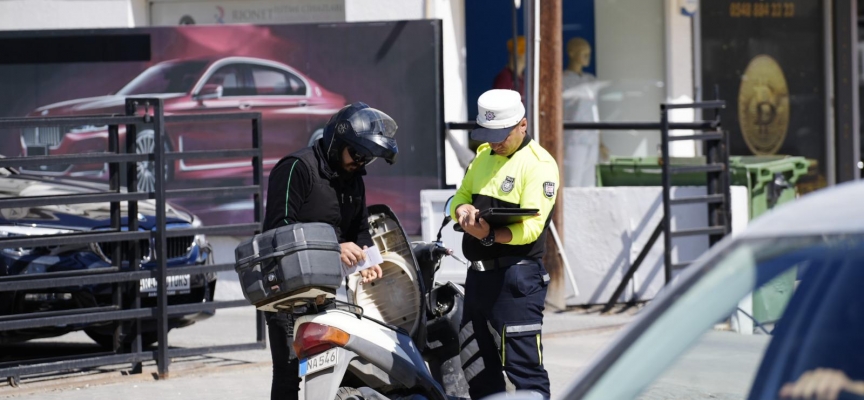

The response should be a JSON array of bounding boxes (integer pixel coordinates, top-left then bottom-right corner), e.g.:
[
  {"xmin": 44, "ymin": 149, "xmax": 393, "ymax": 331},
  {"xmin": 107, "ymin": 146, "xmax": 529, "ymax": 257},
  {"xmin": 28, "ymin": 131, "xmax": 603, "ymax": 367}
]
[
  {"xmin": 578, "ymin": 234, "xmax": 864, "ymax": 400},
  {"xmin": 116, "ymin": 60, "xmax": 209, "ymax": 95}
]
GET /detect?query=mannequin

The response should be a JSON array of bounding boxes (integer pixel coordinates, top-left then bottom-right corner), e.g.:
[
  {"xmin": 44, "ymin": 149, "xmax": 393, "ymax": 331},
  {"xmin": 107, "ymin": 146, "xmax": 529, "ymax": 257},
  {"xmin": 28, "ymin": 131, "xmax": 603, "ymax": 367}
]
[
  {"xmin": 493, "ymin": 36, "xmax": 526, "ymax": 98},
  {"xmin": 562, "ymin": 37, "xmax": 606, "ymax": 187},
  {"xmin": 566, "ymin": 37, "xmax": 592, "ymax": 76}
]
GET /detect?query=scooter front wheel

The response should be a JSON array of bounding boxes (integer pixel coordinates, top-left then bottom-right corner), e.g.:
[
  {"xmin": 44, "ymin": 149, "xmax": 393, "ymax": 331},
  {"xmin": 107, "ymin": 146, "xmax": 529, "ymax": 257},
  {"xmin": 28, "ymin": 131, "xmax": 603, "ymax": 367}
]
[{"xmin": 335, "ymin": 387, "xmax": 364, "ymax": 400}]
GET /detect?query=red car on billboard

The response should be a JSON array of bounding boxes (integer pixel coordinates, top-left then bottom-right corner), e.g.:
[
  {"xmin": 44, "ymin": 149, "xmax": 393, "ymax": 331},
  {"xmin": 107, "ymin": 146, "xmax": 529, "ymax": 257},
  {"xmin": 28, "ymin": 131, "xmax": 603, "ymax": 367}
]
[{"xmin": 20, "ymin": 56, "xmax": 345, "ymax": 192}]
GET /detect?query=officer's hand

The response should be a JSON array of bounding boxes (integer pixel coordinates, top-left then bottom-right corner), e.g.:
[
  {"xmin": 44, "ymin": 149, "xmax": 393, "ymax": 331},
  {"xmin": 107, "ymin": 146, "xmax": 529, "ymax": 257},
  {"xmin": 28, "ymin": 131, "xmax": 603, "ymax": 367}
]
[
  {"xmin": 464, "ymin": 217, "xmax": 492, "ymax": 241},
  {"xmin": 340, "ymin": 242, "xmax": 366, "ymax": 266},
  {"xmin": 360, "ymin": 264, "xmax": 383, "ymax": 284},
  {"xmin": 456, "ymin": 204, "xmax": 479, "ymax": 230}
]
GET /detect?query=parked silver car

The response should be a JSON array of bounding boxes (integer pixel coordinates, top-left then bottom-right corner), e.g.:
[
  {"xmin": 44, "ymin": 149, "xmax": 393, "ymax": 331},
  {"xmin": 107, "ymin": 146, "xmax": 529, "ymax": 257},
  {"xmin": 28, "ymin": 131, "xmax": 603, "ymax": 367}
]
[{"xmin": 494, "ymin": 181, "xmax": 864, "ymax": 400}]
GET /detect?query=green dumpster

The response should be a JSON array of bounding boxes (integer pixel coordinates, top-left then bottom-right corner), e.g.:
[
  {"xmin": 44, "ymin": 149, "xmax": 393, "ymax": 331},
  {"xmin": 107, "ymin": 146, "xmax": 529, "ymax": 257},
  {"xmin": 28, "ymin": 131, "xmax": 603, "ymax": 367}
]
[
  {"xmin": 728, "ymin": 156, "xmax": 810, "ymax": 219},
  {"xmin": 596, "ymin": 156, "xmax": 708, "ymax": 186},
  {"xmin": 596, "ymin": 155, "xmax": 810, "ymax": 323},
  {"xmin": 730, "ymin": 156, "xmax": 809, "ymax": 323}
]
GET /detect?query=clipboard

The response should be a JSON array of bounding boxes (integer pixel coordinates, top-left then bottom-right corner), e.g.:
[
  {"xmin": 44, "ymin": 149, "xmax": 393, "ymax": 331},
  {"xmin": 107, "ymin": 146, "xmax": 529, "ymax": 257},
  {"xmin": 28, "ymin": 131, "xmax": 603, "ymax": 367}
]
[{"xmin": 477, "ymin": 208, "xmax": 539, "ymax": 227}]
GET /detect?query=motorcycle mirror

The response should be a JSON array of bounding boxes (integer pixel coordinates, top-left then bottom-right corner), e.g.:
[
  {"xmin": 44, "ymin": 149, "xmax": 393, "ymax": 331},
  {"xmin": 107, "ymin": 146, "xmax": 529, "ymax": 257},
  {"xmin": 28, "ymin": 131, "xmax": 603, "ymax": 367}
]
[
  {"xmin": 443, "ymin": 195, "xmax": 454, "ymax": 218},
  {"xmin": 437, "ymin": 196, "xmax": 456, "ymax": 242}
]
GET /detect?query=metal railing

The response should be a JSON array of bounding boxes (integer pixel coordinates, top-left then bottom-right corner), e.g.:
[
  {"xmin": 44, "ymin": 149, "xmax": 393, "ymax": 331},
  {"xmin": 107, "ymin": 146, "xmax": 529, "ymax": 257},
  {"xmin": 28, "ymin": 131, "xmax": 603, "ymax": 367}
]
[
  {"xmin": 0, "ymin": 98, "xmax": 265, "ymax": 384},
  {"xmin": 445, "ymin": 101, "xmax": 730, "ymax": 311},
  {"xmin": 660, "ymin": 101, "xmax": 731, "ymax": 275}
]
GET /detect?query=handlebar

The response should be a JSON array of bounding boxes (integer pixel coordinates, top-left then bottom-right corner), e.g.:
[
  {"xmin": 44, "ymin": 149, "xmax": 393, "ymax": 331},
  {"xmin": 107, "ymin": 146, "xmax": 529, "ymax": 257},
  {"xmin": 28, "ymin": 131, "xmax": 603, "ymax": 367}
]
[
  {"xmin": 434, "ymin": 243, "xmax": 468, "ymax": 265},
  {"xmin": 433, "ymin": 245, "xmax": 451, "ymax": 257},
  {"xmin": 432, "ymin": 214, "xmax": 469, "ymax": 265}
]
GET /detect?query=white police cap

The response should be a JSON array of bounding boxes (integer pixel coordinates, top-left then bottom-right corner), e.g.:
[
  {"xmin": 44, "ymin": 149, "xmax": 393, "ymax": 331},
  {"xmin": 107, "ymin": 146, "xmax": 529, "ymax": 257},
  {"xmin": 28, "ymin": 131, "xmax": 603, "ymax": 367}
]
[{"xmin": 471, "ymin": 89, "xmax": 525, "ymax": 143}]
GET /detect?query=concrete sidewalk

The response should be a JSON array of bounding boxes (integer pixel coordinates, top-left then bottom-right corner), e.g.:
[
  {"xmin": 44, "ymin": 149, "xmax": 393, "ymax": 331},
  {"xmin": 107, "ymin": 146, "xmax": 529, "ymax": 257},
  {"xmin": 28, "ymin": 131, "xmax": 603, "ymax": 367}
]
[{"xmin": 0, "ymin": 306, "xmax": 639, "ymax": 399}]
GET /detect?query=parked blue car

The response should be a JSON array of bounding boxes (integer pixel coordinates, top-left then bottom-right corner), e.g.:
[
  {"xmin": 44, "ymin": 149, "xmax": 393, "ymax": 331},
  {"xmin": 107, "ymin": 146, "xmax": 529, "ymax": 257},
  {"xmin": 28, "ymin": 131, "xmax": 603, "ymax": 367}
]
[{"xmin": 0, "ymin": 167, "xmax": 214, "ymax": 347}]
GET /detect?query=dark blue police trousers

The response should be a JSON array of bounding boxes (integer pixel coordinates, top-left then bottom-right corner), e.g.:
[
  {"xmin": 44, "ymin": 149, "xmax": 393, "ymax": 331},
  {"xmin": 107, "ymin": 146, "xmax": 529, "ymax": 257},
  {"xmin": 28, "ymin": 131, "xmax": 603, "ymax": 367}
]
[{"xmin": 458, "ymin": 260, "xmax": 551, "ymax": 399}]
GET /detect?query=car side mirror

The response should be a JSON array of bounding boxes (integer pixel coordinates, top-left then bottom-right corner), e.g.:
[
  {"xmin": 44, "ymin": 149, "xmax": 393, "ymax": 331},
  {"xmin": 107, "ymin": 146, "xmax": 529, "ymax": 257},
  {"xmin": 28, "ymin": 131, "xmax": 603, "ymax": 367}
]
[{"xmin": 196, "ymin": 84, "xmax": 223, "ymax": 101}]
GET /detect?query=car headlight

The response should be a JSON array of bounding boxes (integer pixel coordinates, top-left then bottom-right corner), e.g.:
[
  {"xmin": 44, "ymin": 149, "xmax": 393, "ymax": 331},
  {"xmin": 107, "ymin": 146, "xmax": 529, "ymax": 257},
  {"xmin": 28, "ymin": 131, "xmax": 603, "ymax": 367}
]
[
  {"xmin": 0, "ymin": 225, "xmax": 75, "ymax": 256},
  {"xmin": 191, "ymin": 217, "xmax": 207, "ymax": 249},
  {"xmin": 0, "ymin": 225, "xmax": 74, "ymax": 237}
]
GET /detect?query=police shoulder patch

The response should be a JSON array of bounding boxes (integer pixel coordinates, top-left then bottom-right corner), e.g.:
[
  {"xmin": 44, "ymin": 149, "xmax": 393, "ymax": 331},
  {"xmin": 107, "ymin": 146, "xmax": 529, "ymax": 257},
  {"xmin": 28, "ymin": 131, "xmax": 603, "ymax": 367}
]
[{"xmin": 543, "ymin": 182, "xmax": 555, "ymax": 198}]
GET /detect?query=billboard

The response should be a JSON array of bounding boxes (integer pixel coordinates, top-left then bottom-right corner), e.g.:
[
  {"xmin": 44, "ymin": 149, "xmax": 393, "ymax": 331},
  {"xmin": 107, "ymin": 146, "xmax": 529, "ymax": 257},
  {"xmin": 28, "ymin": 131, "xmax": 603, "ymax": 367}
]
[
  {"xmin": 149, "ymin": 0, "xmax": 345, "ymax": 26},
  {"xmin": 701, "ymin": 0, "xmax": 826, "ymax": 188},
  {"xmin": 0, "ymin": 21, "xmax": 444, "ymax": 234}
]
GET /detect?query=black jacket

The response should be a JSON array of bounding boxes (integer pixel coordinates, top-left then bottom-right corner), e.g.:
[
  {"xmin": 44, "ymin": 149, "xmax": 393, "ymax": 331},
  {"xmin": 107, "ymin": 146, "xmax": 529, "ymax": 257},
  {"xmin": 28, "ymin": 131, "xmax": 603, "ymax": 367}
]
[{"xmin": 263, "ymin": 140, "xmax": 373, "ymax": 248}]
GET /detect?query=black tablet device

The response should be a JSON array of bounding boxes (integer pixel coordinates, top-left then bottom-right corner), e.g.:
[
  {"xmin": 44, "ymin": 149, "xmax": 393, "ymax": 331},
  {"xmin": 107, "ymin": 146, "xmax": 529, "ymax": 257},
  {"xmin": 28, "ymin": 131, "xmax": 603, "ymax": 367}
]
[{"xmin": 478, "ymin": 208, "xmax": 540, "ymax": 227}]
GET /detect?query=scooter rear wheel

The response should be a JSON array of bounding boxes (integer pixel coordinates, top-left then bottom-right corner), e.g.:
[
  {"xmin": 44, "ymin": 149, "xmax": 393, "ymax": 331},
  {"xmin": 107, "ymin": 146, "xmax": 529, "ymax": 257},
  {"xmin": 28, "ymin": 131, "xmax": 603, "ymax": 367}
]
[{"xmin": 335, "ymin": 387, "xmax": 364, "ymax": 400}]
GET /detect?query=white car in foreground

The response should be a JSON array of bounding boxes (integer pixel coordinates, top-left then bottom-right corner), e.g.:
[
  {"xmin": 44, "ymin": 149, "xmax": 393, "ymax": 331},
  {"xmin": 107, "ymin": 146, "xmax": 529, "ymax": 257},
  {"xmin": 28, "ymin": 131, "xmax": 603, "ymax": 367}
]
[{"xmin": 494, "ymin": 181, "xmax": 864, "ymax": 400}]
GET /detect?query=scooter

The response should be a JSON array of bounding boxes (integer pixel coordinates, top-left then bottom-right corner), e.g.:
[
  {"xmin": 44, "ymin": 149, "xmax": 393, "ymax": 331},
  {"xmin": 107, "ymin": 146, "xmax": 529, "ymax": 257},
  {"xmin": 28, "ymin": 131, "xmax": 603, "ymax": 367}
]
[{"xmin": 292, "ymin": 202, "xmax": 471, "ymax": 400}]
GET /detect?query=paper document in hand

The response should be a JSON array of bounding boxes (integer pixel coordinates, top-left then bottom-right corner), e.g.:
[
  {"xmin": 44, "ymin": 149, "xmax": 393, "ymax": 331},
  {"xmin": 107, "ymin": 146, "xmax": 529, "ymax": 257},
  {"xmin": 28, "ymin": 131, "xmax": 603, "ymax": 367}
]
[{"xmin": 342, "ymin": 245, "xmax": 384, "ymax": 277}]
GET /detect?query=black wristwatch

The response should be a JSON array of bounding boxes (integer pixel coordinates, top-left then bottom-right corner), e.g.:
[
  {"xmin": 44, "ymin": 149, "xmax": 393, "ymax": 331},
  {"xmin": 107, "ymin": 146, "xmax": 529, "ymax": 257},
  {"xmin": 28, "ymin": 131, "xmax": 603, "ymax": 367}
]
[{"xmin": 480, "ymin": 229, "xmax": 496, "ymax": 247}]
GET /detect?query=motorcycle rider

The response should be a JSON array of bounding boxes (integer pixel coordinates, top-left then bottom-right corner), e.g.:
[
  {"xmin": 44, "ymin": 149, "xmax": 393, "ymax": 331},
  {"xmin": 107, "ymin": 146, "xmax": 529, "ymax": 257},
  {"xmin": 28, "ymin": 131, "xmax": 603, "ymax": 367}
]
[{"xmin": 262, "ymin": 102, "xmax": 399, "ymax": 400}]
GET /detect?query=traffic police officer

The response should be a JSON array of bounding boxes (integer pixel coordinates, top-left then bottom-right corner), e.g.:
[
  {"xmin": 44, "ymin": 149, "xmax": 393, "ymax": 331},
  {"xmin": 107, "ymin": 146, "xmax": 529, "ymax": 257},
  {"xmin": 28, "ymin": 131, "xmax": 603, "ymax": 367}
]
[{"xmin": 450, "ymin": 89, "xmax": 558, "ymax": 399}]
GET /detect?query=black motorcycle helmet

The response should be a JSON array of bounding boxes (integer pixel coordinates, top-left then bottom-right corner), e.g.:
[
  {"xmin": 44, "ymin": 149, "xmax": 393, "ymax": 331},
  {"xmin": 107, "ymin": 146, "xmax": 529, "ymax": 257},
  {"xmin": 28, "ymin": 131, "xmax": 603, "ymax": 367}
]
[{"xmin": 322, "ymin": 102, "xmax": 398, "ymax": 167}]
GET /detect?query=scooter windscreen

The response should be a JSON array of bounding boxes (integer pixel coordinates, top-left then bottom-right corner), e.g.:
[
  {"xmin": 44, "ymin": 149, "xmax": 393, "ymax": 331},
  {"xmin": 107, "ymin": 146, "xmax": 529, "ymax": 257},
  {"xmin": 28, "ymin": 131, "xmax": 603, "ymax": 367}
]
[{"xmin": 346, "ymin": 205, "xmax": 425, "ymax": 342}]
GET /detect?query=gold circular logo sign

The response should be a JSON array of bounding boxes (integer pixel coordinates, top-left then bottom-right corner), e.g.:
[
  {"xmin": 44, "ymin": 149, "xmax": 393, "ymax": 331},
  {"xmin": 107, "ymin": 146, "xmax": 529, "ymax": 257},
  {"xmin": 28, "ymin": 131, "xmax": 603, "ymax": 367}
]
[{"xmin": 738, "ymin": 55, "xmax": 790, "ymax": 155}]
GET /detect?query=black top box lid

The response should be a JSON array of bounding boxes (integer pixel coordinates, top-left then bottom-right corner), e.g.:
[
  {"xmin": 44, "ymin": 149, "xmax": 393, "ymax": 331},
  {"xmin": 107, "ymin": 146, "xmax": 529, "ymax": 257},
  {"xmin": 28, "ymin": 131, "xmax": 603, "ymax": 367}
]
[{"xmin": 234, "ymin": 223, "xmax": 340, "ymax": 269}]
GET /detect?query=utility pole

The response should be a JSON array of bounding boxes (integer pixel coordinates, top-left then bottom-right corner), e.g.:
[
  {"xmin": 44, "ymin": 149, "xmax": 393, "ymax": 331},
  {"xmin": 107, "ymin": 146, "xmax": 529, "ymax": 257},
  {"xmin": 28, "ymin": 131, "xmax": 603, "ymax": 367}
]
[
  {"xmin": 834, "ymin": 0, "xmax": 860, "ymax": 182},
  {"xmin": 538, "ymin": 0, "xmax": 565, "ymax": 310}
]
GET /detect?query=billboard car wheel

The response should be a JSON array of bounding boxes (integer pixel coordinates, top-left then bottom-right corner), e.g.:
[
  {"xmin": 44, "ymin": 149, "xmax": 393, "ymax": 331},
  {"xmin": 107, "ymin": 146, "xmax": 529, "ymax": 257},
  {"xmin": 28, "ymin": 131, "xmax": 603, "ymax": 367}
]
[{"xmin": 135, "ymin": 130, "xmax": 173, "ymax": 193}]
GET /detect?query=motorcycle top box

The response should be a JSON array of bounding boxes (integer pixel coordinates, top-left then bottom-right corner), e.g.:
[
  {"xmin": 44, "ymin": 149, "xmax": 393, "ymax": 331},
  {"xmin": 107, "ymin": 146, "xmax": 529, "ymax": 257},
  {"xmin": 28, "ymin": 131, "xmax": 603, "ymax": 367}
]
[{"xmin": 234, "ymin": 223, "xmax": 343, "ymax": 312}]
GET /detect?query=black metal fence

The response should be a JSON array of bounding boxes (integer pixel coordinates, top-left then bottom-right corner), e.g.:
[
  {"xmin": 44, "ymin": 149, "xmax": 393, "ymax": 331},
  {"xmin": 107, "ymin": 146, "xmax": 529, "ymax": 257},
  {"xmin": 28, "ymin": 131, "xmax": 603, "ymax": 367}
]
[
  {"xmin": 0, "ymin": 98, "xmax": 265, "ymax": 384},
  {"xmin": 445, "ymin": 100, "xmax": 730, "ymax": 310}
]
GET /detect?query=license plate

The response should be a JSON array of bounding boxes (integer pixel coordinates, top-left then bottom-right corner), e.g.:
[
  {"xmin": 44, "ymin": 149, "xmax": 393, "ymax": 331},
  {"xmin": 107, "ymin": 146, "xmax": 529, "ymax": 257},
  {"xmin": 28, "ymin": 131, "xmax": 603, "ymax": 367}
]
[
  {"xmin": 27, "ymin": 146, "xmax": 48, "ymax": 156},
  {"xmin": 298, "ymin": 348, "xmax": 338, "ymax": 377},
  {"xmin": 139, "ymin": 275, "xmax": 190, "ymax": 297}
]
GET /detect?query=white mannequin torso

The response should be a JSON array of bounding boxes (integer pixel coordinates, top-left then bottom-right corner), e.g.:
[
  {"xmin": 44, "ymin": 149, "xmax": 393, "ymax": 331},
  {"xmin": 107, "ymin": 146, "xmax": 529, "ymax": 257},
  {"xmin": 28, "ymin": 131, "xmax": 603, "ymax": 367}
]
[{"xmin": 561, "ymin": 70, "xmax": 601, "ymax": 188}]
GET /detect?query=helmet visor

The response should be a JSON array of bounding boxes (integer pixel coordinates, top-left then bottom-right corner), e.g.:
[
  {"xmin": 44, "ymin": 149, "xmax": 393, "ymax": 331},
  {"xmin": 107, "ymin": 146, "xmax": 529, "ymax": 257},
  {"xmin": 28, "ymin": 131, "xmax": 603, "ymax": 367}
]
[{"xmin": 347, "ymin": 109, "xmax": 398, "ymax": 138}]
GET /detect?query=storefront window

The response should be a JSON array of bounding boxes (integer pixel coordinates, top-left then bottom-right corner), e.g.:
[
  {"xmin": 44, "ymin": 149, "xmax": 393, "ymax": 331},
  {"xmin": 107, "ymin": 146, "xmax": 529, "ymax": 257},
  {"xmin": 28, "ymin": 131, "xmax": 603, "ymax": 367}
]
[
  {"xmin": 466, "ymin": 0, "xmax": 671, "ymax": 187},
  {"xmin": 563, "ymin": 0, "xmax": 669, "ymax": 187},
  {"xmin": 701, "ymin": 0, "xmax": 826, "ymax": 192}
]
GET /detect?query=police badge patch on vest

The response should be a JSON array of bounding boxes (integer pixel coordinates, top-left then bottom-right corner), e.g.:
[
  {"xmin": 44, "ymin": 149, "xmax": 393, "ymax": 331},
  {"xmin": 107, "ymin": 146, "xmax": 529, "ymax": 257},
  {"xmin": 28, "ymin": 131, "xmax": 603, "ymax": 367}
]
[
  {"xmin": 501, "ymin": 176, "xmax": 515, "ymax": 193},
  {"xmin": 543, "ymin": 182, "xmax": 555, "ymax": 198}
]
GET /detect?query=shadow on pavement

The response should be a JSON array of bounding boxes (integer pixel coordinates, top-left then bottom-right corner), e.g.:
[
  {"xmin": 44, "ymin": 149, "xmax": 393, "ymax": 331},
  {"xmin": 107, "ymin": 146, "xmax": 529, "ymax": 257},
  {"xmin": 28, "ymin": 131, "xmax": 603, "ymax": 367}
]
[{"xmin": 0, "ymin": 340, "xmax": 261, "ymax": 392}]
